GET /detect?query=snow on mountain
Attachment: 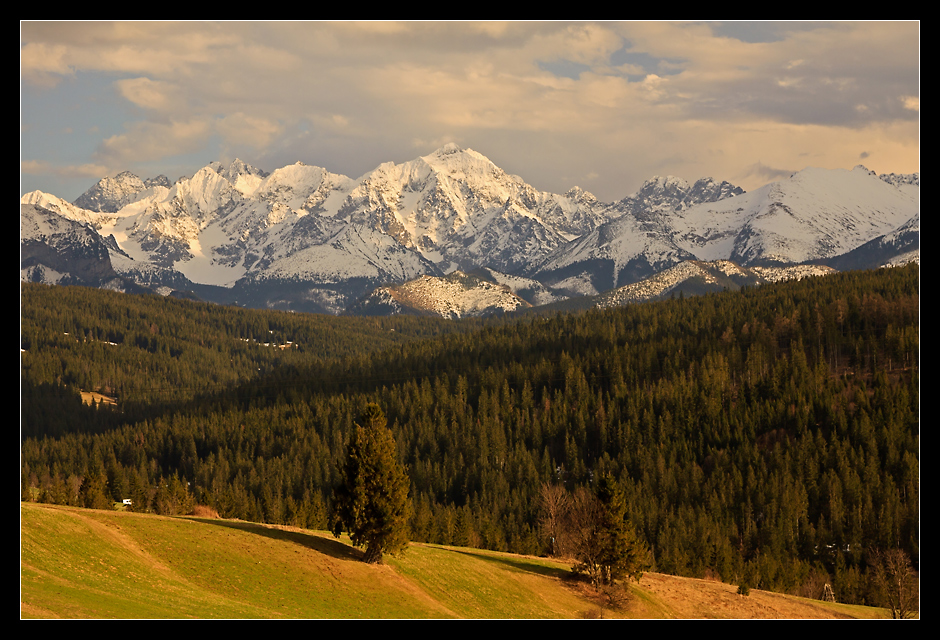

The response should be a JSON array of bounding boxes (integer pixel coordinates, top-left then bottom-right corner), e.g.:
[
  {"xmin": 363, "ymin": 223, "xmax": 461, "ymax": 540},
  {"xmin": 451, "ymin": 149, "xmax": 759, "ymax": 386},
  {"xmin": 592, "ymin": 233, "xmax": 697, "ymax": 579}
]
[
  {"xmin": 819, "ymin": 211, "xmax": 920, "ymax": 272},
  {"xmin": 595, "ymin": 259, "xmax": 836, "ymax": 308},
  {"xmin": 884, "ymin": 251, "xmax": 920, "ymax": 268},
  {"xmin": 526, "ymin": 175, "xmax": 741, "ymax": 292},
  {"xmin": 476, "ymin": 267, "xmax": 566, "ymax": 307},
  {"xmin": 21, "ymin": 190, "xmax": 116, "ymax": 228},
  {"xmin": 73, "ymin": 170, "xmax": 147, "ymax": 213},
  {"xmin": 596, "ymin": 261, "xmax": 725, "ymax": 308},
  {"xmin": 535, "ymin": 164, "xmax": 918, "ymax": 300},
  {"xmin": 262, "ymin": 223, "xmax": 438, "ymax": 284},
  {"xmin": 39, "ymin": 145, "xmax": 609, "ymax": 301},
  {"xmin": 749, "ymin": 264, "xmax": 838, "ymax": 283},
  {"xmin": 336, "ymin": 143, "xmax": 608, "ymax": 273},
  {"xmin": 210, "ymin": 158, "xmax": 269, "ymax": 197},
  {"xmin": 610, "ymin": 176, "xmax": 745, "ymax": 220},
  {"xmin": 595, "ymin": 259, "xmax": 916, "ymax": 317},
  {"xmin": 671, "ymin": 166, "xmax": 919, "ymax": 265},
  {"xmin": 878, "ymin": 170, "xmax": 919, "ymax": 197},
  {"xmin": 20, "ymin": 203, "xmax": 127, "ymax": 288},
  {"xmin": 348, "ymin": 270, "xmax": 530, "ymax": 319}
]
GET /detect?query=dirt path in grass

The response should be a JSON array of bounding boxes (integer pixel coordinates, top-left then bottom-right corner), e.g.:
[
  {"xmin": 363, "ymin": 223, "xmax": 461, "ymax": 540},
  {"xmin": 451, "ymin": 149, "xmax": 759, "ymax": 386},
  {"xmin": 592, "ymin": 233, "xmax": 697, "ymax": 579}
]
[{"xmin": 53, "ymin": 507, "xmax": 203, "ymax": 589}]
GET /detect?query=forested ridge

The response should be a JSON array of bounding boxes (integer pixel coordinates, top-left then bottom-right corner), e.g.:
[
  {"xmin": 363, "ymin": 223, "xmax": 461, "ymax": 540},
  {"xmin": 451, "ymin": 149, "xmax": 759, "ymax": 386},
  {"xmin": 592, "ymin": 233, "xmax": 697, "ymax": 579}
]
[{"xmin": 20, "ymin": 265, "xmax": 919, "ymax": 606}]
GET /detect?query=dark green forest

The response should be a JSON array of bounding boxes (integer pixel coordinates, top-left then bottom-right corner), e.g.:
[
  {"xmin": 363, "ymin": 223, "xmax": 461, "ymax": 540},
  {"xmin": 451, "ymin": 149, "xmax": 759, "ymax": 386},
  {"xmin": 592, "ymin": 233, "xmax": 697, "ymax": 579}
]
[{"xmin": 20, "ymin": 265, "xmax": 919, "ymax": 606}]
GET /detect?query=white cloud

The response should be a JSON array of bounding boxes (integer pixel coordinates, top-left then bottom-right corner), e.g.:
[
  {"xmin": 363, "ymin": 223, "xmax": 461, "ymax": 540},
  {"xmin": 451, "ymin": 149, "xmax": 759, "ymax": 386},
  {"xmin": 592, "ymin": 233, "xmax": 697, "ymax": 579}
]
[
  {"xmin": 21, "ymin": 159, "xmax": 110, "ymax": 179},
  {"xmin": 96, "ymin": 119, "xmax": 212, "ymax": 166},
  {"xmin": 216, "ymin": 113, "xmax": 283, "ymax": 150},
  {"xmin": 115, "ymin": 77, "xmax": 177, "ymax": 110},
  {"xmin": 20, "ymin": 42, "xmax": 73, "ymax": 87}
]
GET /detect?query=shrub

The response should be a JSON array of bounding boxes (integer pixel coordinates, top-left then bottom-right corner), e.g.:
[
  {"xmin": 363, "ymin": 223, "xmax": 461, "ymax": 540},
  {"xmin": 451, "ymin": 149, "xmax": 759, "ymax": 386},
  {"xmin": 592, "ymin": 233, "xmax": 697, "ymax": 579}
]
[{"xmin": 192, "ymin": 504, "xmax": 220, "ymax": 519}]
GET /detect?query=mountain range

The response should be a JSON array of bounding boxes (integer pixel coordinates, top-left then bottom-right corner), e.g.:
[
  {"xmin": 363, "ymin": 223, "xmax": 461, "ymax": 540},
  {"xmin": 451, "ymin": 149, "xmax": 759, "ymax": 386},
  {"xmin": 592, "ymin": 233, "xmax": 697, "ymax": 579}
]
[{"xmin": 21, "ymin": 144, "xmax": 919, "ymax": 316}]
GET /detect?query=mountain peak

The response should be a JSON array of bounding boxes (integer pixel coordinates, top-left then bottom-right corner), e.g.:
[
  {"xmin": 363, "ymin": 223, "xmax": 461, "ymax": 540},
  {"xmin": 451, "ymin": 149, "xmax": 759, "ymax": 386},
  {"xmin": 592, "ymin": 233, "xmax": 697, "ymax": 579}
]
[
  {"xmin": 438, "ymin": 142, "xmax": 463, "ymax": 155},
  {"xmin": 642, "ymin": 175, "xmax": 689, "ymax": 189},
  {"xmin": 73, "ymin": 171, "xmax": 147, "ymax": 213},
  {"xmin": 564, "ymin": 186, "xmax": 599, "ymax": 205}
]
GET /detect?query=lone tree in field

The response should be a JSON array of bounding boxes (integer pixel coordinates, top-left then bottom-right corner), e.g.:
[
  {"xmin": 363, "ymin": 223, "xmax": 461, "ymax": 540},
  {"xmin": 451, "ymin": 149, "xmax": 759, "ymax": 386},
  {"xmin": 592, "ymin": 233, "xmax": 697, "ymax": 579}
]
[
  {"xmin": 569, "ymin": 474, "xmax": 646, "ymax": 587},
  {"xmin": 332, "ymin": 404, "xmax": 411, "ymax": 564}
]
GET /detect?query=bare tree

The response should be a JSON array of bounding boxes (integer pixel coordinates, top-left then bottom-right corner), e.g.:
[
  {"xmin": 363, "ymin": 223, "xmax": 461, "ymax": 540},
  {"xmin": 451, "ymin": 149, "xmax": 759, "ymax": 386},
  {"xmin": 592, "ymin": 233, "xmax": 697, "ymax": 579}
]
[
  {"xmin": 869, "ymin": 548, "xmax": 918, "ymax": 619},
  {"xmin": 538, "ymin": 482, "xmax": 570, "ymax": 557},
  {"xmin": 567, "ymin": 486, "xmax": 606, "ymax": 585}
]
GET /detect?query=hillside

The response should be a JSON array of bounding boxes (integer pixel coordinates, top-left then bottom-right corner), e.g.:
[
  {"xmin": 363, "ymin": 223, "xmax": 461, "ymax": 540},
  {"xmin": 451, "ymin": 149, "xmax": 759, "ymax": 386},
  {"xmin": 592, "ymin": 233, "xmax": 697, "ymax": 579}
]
[{"xmin": 20, "ymin": 503, "xmax": 885, "ymax": 619}]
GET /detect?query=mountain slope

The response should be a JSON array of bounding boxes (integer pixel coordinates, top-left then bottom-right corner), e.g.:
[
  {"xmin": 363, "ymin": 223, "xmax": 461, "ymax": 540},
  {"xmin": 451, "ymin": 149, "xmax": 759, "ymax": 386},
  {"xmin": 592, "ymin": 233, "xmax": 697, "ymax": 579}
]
[
  {"xmin": 593, "ymin": 259, "xmax": 838, "ymax": 308},
  {"xmin": 526, "ymin": 175, "xmax": 744, "ymax": 294},
  {"xmin": 20, "ymin": 203, "xmax": 141, "ymax": 292},
  {"xmin": 347, "ymin": 270, "xmax": 531, "ymax": 318}
]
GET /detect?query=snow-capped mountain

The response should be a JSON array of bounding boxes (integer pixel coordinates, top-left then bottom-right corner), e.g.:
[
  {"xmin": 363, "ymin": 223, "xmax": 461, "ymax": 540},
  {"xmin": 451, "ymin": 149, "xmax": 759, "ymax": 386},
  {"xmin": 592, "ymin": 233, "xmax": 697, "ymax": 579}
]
[
  {"xmin": 21, "ymin": 145, "xmax": 613, "ymax": 313},
  {"xmin": 527, "ymin": 166, "xmax": 918, "ymax": 299},
  {"xmin": 73, "ymin": 170, "xmax": 173, "ymax": 213},
  {"xmin": 525, "ymin": 176, "xmax": 745, "ymax": 294},
  {"xmin": 334, "ymin": 143, "xmax": 609, "ymax": 274},
  {"xmin": 670, "ymin": 166, "xmax": 919, "ymax": 265},
  {"xmin": 20, "ymin": 203, "xmax": 147, "ymax": 293},
  {"xmin": 20, "ymin": 145, "xmax": 919, "ymax": 315},
  {"xmin": 821, "ymin": 212, "xmax": 920, "ymax": 272}
]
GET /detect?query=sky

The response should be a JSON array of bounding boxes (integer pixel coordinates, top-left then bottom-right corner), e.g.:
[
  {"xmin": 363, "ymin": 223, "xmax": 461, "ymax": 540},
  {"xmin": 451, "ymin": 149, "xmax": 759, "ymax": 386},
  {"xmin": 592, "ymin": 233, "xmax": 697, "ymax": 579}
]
[{"xmin": 21, "ymin": 21, "xmax": 920, "ymax": 204}]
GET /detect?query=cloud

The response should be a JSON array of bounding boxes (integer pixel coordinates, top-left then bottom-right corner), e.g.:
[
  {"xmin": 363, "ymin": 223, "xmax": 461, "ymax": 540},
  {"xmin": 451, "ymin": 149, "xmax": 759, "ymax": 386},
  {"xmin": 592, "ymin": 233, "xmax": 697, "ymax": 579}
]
[
  {"xmin": 21, "ymin": 159, "xmax": 110, "ymax": 179},
  {"xmin": 613, "ymin": 21, "xmax": 919, "ymax": 128},
  {"xmin": 20, "ymin": 42, "xmax": 73, "ymax": 87},
  {"xmin": 115, "ymin": 77, "xmax": 178, "ymax": 110},
  {"xmin": 739, "ymin": 161, "xmax": 795, "ymax": 184},
  {"xmin": 216, "ymin": 113, "xmax": 283, "ymax": 150},
  {"xmin": 22, "ymin": 22, "xmax": 245, "ymax": 80},
  {"xmin": 96, "ymin": 119, "xmax": 212, "ymax": 166},
  {"xmin": 21, "ymin": 159, "xmax": 50, "ymax": 175}
]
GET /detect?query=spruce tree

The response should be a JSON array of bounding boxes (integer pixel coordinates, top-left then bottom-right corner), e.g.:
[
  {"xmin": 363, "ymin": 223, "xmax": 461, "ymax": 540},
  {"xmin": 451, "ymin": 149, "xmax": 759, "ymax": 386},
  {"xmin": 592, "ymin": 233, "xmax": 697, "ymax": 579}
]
[
  {"xmin": 332, "ymin": 404, "xmax": 411, "ymax": 563},
  {"xmin": 570, "ymin": 474, "xmax": 646, "ymax": 586},
  {"xmin": 594, "ymin": 474, "xmax": 645, "ymax": 585}
]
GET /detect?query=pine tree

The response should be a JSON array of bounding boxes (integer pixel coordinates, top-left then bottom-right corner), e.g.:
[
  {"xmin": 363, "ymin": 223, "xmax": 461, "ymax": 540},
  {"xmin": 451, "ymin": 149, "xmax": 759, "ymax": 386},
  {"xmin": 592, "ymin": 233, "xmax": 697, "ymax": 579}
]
[
  {"xmin": 332, "ymin": 404, "xmax": 411, "ymax": 564},
  {"xmin": 595, "ymin": 474, "xmax": 646, "ymax": 585},
  {"xmin": 79, "ymin": 458, "xmax": 112, "ymax": 511},
  {"xmin": 570, "ymin": 474, "xmax": 646, "ymax": 587}
]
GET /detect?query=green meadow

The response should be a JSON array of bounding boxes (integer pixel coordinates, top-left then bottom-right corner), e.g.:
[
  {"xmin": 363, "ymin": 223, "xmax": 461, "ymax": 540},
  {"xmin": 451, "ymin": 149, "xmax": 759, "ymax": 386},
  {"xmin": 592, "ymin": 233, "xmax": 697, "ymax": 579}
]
[
  {"xmin": 21, "ymin": 503, "xmax": 889, "ymax": 619},
  {"xmin": 20, "ymin": 502, "xmax": 586, "ymax": 619}
]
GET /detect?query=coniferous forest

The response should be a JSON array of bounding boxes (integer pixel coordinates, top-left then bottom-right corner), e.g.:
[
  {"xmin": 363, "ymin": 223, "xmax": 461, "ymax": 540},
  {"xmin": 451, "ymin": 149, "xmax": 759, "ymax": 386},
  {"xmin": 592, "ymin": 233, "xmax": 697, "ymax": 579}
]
[{"xmin": 20, "ymin": 264, "xmax": 919, "ymax": 607}]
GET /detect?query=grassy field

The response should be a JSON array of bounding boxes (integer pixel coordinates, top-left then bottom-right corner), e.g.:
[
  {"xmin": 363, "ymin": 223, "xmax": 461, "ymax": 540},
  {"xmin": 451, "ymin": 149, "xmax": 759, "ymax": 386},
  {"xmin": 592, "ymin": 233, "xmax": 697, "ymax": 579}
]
[{"xmin": 20, "ymin": 502, "xmax": 889, "ymax": 619}]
